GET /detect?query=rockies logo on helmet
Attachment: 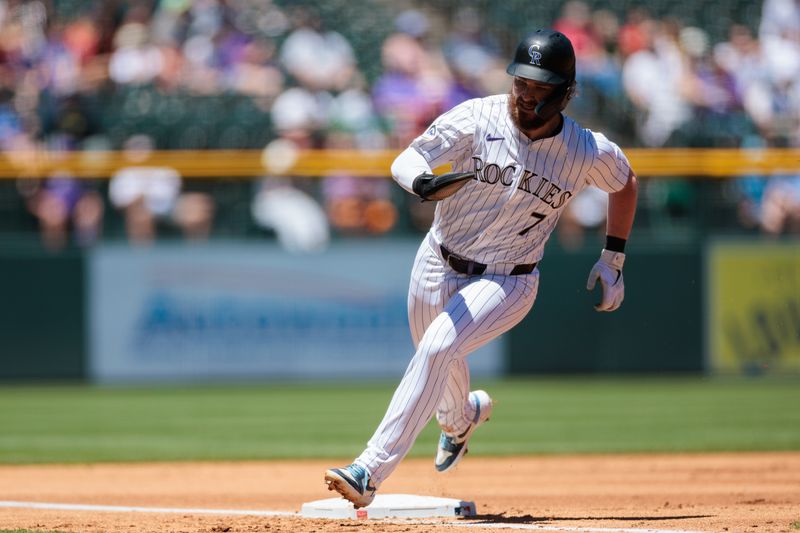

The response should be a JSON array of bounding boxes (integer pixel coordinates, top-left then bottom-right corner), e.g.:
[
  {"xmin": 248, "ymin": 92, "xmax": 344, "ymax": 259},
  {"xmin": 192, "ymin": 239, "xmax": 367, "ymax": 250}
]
[{"xmin": 528, "ymin": 44, "xmax": 542, "ymax": 66}]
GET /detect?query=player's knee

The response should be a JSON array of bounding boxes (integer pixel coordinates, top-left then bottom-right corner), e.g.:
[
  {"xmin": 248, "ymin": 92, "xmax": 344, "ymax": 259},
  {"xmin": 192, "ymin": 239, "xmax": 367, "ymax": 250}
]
[{"xmin": 416, "ymin": 341, "xmax": 458, "ymax": 366}]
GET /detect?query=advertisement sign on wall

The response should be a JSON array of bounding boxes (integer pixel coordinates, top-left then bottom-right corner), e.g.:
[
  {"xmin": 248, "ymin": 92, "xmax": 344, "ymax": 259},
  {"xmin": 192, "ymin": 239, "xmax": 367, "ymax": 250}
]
[
  {"xmin": 89, "ymin": 241, "xmax": 503, "ymax": 383},
  {"xmin": 707, "ymin": 241, "xmax": 800, "ymax": 375}
]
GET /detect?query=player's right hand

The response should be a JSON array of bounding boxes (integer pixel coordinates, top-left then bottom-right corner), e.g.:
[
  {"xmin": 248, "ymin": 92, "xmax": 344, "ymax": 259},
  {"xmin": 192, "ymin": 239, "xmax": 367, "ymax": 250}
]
[{"xmin": 586, "ymin": 249, "xmax": 625, "ymax": 312}]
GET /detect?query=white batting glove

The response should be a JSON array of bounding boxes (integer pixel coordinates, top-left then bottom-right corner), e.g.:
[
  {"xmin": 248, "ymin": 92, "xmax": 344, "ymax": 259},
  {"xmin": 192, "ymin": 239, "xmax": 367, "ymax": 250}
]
[{"xmin": 586, "ymin": 249, "xmax": 625, "ymax": 312}]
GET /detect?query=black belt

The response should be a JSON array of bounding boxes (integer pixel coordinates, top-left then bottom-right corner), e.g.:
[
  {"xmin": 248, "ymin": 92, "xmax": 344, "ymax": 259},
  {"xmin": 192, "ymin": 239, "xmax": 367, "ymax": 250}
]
[{"xmin": 440, "ymin": 245, "xmax": 536, "ymax": 276}]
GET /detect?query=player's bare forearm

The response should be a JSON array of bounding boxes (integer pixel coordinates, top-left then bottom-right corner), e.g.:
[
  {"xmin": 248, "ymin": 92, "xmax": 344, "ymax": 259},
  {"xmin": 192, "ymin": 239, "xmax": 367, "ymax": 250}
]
[{"xmin": 606, "ymin": 171, "xmax": 638, "ymax": 239}]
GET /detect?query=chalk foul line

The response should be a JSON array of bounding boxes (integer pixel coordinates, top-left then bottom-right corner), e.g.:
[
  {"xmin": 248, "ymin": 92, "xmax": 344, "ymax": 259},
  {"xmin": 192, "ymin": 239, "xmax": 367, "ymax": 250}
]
[{"xmin": 0, "ymin": 500, "xmax": 295, "ymax": 517}]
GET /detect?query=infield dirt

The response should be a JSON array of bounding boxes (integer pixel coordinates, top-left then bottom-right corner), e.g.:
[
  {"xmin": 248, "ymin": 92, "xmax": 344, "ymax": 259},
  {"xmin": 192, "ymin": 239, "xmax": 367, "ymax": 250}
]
[{"xmin": 0, "ymin": 452, "xmax": 798, "ymax": 533}]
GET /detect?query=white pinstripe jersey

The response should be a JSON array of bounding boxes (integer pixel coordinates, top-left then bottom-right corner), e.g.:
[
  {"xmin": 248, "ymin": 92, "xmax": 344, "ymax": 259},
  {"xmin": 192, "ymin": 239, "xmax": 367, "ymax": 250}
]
[{"xmin": 411, "ymin": 94, "xmax": 631, "ymax": 265}]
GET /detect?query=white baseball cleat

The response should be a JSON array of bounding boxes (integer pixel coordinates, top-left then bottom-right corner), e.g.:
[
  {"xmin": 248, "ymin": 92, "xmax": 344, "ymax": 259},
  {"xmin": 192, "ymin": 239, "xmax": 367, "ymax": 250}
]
[{"xmin": 435, "ymin": 390, "xmax": 493, "ymax": 472}]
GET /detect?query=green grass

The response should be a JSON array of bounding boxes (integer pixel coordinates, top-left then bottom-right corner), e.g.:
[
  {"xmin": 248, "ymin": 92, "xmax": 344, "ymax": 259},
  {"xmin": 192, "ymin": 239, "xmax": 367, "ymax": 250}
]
[{"xmin": 0, "ymin": 377, "xmax": 798, "ymax": 464}]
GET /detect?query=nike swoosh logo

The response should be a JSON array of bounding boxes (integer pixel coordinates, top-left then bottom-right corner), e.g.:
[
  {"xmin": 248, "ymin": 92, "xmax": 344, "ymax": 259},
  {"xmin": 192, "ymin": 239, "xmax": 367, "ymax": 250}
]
[{"xmin": 485, "ymin": 134, "xmax": 504, "ymax": 142}]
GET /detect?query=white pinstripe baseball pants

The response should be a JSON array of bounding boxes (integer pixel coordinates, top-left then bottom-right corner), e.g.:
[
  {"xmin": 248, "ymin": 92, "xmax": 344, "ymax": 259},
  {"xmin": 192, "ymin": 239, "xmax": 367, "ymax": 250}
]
[{"xmin": 356, "ymin": 233, "xmax": 539, "ymax": 485}]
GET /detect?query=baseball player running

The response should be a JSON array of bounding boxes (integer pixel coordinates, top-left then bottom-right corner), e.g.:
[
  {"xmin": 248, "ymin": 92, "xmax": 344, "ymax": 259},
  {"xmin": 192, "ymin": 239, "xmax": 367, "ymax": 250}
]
[{"xmin": 325, "ymin": 29, "xmax": 638, "ymax": 508}]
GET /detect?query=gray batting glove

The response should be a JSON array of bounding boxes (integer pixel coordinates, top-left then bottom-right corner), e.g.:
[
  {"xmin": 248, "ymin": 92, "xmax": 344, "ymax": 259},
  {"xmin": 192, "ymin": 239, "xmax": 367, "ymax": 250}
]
[{"xmin": 586, "ymin": 249, "xmax": 625, "ymax": 312}]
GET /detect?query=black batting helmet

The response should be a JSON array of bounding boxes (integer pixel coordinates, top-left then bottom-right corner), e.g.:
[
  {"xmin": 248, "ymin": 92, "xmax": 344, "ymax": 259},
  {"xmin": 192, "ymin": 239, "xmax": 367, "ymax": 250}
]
[{"xmin": 506, "ymin": 29, "xmax": 576, "ymax": 119}]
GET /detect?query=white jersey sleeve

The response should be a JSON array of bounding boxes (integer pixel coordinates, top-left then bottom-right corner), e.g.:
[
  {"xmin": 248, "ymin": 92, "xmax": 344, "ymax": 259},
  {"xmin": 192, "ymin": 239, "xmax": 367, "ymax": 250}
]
[
  {"xmin": 390, "ymin": 146, "xmax": 432, "ymax": 194},
  {"xmin": 586, "ymin": 133, "xmax": 631, "ymax": 193},
  {"xmin": 410, "ymin": 99, "xmax": 477, "ymax": 170}
]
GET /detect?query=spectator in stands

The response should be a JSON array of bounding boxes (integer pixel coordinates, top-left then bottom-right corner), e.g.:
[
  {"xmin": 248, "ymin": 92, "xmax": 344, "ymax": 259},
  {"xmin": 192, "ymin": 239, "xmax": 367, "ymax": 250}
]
[
  {"xmin": 759, "ymin": 0, "xmax": 800, "ymax": 44},
  {"xmin": 554, "ymin": 2, "xmax": 624, "ymax": 122},
  {"xmin": 673, "ymin": 26, "xmax": 748, "ymax": 147},
  {"xmin": 251, "ymin": 149, "xmax": 331, "ymax": 252},
  {"xmin": 760, "ymin": 173, "xmax": 800, "ymax": 235},
  {"xmin": 622, "ymin": 18, "xmax": 706, "ymax": 231},
  {"xmin": 587, "ymin": 8, "xmax": 625, "ymax": 98},
  {"xmin": 251, "ymin": 171, "xmax": 331, "ymax": 252},
  {"xmin": 622, "ymin": 17, "xmax": 691, "ymax": 147},
  {"xmin": 735, "ymin": 64, "xmax": 800, "ymax": 236},
  {"xmin": 23, "ymin": 170, "xmax": 104, "ymax": 252},
  {"xmin": 108, "ymin": 6, "xmax": 164, "ymax": 88},
  {"xmin": 714, "ymin": 24, "xmax": 768, "ymax": 133},
  {"xmin": 322, "ymin": 172, "xmax": 398, "ymax": 236},
  {"xmin": 225, "ymin": 37, "xmax": 285, "ymax": 104},
  {"xmin": 278, "ymin": 6, "xmax": 356, "ymax": 92},
  {"xmin": 322, "ymin": 75, "xmax": 399, "ymax": 236},
  {"xmin": 328, "ymin": 75, "xmax": 387, "ymax": 151},
  {"xmin": 754, "ymin": 0, "xmax": 800, "ymax": 145},
  {"xmin": 11, "ymin": 5, "xmax": 107, "ymax": 255},
  {"xmin": 109, "ymin": 134, "xmax": 215, "ymax": 245},
  {"xmin": 251, "ymin": 88, "xmax": 330, "ymax": 252},
  {"xmin": 440, "ymin": 7, "xmax": 506, "ymax": 100},
  {"xmin": 321, "ymin": 125, "xmax": 397, "ymax": 236},
  {"xmin": 179, "ymin": 27, "xmax": 222, "ymax": 95},
  {"xmin": 20, "ymin": 135, "xmax": 104, "ymax": 252},
  {"xmin": 733, "ymin": 135, "xmax": 800, "ymax": 236},
  {"xmin": 728, "ymin": 0, "xmax": 800, "ymax": 236},
  {"xmin": 554, "ymin": 0, "xmax": 609, "ymax": 81},
  {"xmin": 618, "ymin": 7, "xmax": 651, "ymax": 59},
  {"xmin": 371, "ymin": 9, "xmax": 450, "ymax": 148},
  {"xmin": 2, "ymin": 0, "xmax": 799, "ymax": 247}
]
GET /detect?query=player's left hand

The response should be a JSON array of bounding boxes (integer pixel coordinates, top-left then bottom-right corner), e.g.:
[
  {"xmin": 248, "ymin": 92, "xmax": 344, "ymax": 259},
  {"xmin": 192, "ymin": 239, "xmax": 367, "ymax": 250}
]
[{"xmin": 586, "ymin": 249, "xmax": 625, "ymax": 312}]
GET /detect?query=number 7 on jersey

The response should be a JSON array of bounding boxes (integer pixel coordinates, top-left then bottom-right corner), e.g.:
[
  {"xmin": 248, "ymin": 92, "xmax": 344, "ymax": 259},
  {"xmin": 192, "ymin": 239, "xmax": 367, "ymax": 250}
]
[{"xmin": 518, "ymin": 211, "xmax": 547, "ymax": 236}]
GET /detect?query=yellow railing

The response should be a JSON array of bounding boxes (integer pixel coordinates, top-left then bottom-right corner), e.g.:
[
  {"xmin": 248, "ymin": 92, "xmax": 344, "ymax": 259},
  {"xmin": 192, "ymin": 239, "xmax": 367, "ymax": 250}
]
[{"xmin": 0, "ymin": 148, "xmax": 799, "ymax": 179}]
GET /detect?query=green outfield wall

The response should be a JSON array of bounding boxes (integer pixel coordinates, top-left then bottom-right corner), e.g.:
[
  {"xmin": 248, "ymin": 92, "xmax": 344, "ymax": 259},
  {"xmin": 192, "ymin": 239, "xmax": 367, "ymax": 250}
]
[
  {"xmin": 0, "ymin": 244, "xmax": 86, "ymax": 380},
  {"xmin": 507, "ymin": 244, "xmax": 704, "ymax": 373},
  {"xmin": 3, "ymin": 238, "xmax": 795, "ymax": 381}
]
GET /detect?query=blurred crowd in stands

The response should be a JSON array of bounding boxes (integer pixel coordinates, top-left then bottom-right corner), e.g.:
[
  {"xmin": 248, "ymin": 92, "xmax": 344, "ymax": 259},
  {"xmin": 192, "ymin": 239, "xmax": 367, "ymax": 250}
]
[{"xmin": 0, "ymin": 0, "xmax": 798, "ymax": 252}]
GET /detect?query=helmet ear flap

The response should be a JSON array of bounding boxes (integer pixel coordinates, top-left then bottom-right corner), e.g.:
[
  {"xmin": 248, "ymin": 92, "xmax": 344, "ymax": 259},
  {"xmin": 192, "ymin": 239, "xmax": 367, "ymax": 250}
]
[
  {"xmin": 534, "ymin": 79, "xmax": 576, "ymax": 120},
  {"xmin": 564, "ymin": 79, "xmax": 576, "ymax": 102}
]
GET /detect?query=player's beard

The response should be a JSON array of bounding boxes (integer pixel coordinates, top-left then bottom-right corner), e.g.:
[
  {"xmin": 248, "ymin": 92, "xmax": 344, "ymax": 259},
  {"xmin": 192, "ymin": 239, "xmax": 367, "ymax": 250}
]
[{"xmin": 508, "ymin": 91, "xmax": 548, "ymax": 131}]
